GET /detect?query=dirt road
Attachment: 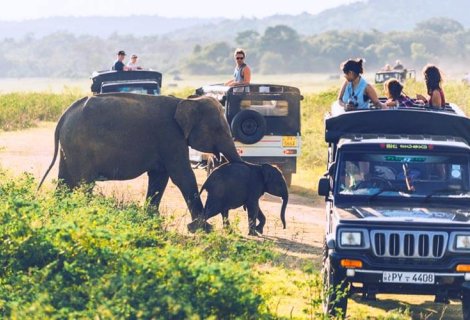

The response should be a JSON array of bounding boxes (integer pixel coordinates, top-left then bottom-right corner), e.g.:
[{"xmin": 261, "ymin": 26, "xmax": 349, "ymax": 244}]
[
  {"xmin": 0, "ymin": 123, "xmax": 462, "ymax": 319},
  {"xmin": 0, "ymin": 122, "xmax": 325, "ymax": 264}
]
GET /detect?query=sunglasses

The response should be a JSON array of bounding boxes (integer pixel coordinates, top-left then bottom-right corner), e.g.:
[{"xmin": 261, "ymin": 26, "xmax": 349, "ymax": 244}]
[{"xmin": 236, "ymin": 57, "xmax": 244, "ymax": 60}]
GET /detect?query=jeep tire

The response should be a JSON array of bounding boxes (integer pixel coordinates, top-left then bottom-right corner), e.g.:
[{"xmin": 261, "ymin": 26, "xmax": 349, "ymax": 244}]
[
  {"xmin": 322, "ymin": 241, "xmax": 348, "ymax": 319},
  {"xmin": 231, "ymin": 109, "xmax": 266, "ymax": 144},
  {"xmin": 463, "ymin": 289, "xmax": 470, "ymax": 320}
]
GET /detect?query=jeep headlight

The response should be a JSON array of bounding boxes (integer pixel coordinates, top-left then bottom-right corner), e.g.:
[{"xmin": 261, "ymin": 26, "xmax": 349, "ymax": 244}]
[
  {"xmin": 340, "ymin": 231, "xmax": 362, "ymax": 247},
  {"xmin": 456, "ymin": 235, "xmax": 470, "ymax": 250}
]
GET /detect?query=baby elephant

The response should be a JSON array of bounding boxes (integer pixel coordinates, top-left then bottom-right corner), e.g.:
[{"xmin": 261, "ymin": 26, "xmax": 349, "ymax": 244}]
[{"xmin": 200, "ymin": 162, "xmax": 288, "ymax": 235}]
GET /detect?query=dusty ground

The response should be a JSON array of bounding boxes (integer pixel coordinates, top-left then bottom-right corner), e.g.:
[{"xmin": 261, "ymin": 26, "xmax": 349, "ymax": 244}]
[{"xmin": 0, "ymin": 122, "xmax": 463, "ymax": 319}]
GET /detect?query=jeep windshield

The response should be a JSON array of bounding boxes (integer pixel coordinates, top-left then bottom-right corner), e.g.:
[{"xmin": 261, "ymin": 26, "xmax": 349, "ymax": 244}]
[{"xmin": 336, "ymin": 149, "xmax": 470, "ymax": 201}]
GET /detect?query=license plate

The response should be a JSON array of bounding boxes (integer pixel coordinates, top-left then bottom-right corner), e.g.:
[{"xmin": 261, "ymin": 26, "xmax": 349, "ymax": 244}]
[
  {"xmin": 282, "ymin": 136, "xmax": 297, "ymax": 147},
  {"xmin": 383, "ymin": 271, "xmax": 434, "ymax": 284}
]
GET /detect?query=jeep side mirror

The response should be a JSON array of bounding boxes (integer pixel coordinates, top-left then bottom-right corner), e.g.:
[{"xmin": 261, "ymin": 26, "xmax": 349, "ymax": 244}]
[{"xmin": 318, "ymin": 177, "xmax": 331, "ymax": 196}]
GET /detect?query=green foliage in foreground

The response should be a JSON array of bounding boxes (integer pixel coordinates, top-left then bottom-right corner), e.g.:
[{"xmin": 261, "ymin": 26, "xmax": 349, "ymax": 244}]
[{"xmin": 0, "ymin": 173, "xmax": 276, "ymax": 319}]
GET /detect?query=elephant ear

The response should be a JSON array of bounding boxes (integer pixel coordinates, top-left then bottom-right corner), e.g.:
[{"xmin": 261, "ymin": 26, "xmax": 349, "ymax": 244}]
[
  {"xmin": 261, "ymin": 164, "xmax": 275, "ymax": 184},
  {"xmin": 175, "ymin": 99, "xmax": 201, "ymax": 139}
]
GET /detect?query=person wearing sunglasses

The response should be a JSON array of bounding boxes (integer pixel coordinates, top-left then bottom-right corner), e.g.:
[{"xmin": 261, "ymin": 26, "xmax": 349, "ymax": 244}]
[
  {"xmin": 338, "ymin": 58, "xmax": 385, "ymax": 111},
  {"xmin": 225, "ymin": 48, "xmax": 251, "ymax": 86}
]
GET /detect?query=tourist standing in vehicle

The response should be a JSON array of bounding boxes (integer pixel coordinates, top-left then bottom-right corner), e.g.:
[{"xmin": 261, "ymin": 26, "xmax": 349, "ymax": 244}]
[
  {"xmin": 225, "ymin": 48, "xmax": 251, "ymax": 86},
  {"xmin": 338, "ymin": 58, "xmax": 385, "ymax": 111},
  {"xmin": 393, "ymin": 60, "xmax": 404, "ymax": 70},
  {"xmin": 127, "ymin": 54, "xmax": 143, "ymax": 70},
  {"xmin": 416, "ymin": 64, "xmax": 446, "ymax": 108},
  {"xmin": 383, "ymin": 79, "xmax": 414, "ymax": 107},
  {"xmin": 112, "ymin": 50, "xmax": 130, "ymax": 71}
]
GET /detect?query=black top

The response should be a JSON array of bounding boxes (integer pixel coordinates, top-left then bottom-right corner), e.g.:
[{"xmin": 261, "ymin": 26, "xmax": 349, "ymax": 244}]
[
  {"xmin": 112, "ymin": 60, "xmax": 125, "ymax": 71},
  {"xmin": 325, "ymin": 108, "xmax": 470, "ymax": 144}
]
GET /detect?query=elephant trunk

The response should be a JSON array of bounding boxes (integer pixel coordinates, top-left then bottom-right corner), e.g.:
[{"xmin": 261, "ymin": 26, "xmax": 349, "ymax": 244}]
[
  {"xmin": 280, "ymin": 194, "xmax": 288, "ymax": 229},
  {"xmin": 220, "ymin": 142, "xmax": 242, "ymax": 163}
]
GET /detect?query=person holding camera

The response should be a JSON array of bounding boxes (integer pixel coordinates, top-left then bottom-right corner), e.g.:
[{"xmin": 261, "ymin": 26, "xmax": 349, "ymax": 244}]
[{"xmin": 338, "ymin": 58, "xmax": 385, "ymax": 111}]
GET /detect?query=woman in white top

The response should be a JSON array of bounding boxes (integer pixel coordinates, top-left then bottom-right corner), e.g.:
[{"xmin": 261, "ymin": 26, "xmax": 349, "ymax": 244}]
[{"xmin": 127, "ymin": 54, "xmax": 142, "ymax": 70}]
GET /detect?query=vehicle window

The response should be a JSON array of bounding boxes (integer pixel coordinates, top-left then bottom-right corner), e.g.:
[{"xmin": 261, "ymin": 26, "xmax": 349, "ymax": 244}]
[
  {"xmin": 102, "ymin": 86, "xmax": 159, "ymax": 95},
  {"xmin": 337, "ymin": 151, "xmax": 470, "ymax": 197},
  {"xmin": 240, "ymin": 99, "xmax": 288, "ymax": 116}
]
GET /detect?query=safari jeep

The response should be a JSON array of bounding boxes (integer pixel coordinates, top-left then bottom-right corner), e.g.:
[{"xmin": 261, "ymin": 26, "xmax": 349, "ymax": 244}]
[
  {"xmin": 90, "ymin": 70, "xmax": 162, "ymax": 95},
  {"xmin": 318, "ymin": 101, "xmax": 470, "ymax": 319},
  {"xmin": 374, "ymin": 69, "xmax": 416, "ymax": 84},
  {"xmin": 193, "ymin": 84, "xmax": 302, "ymax": 186}
]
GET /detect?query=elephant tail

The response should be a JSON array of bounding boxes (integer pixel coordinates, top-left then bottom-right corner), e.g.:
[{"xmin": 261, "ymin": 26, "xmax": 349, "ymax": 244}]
[
  {"xmin": 37, "ymin": 97, "xmax": 87, "ymax": 190},
  {"xmin": 280, "ymin": 195, "xmax": 288, "ymax": 229}
]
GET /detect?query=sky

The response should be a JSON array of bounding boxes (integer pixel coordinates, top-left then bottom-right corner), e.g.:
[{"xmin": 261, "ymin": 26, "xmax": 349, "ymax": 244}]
[{"xmin": 1, "ymin": 0, "xmax": 363, "ymax": 21}]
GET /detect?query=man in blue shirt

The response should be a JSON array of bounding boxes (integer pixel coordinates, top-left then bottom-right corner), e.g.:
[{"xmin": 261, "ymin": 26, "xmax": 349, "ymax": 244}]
[{"xmin": 112, "ymin": 50, "xmax": 130, "ymax": 71}]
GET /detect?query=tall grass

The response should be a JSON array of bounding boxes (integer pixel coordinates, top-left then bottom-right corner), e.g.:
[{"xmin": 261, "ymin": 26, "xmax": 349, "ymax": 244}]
[
  {"xmin": 1, "ymin": 81, "xmax": 469, "ymax": 182},
  {"xmin": 0, "ymin": 87, "xmax": 83, "ymax": 130}
]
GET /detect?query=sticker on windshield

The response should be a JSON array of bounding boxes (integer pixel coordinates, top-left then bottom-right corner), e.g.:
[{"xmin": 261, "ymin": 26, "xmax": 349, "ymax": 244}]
[{"xmin": 381, "ymin": 143, "xmax": 432, "ymax": 150}]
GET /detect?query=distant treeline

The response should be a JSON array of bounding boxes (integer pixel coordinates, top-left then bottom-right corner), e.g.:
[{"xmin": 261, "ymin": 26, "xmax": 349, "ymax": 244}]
[{"xmin": 1, "ymin": 17, "xmax": 469, "ymax": 78}]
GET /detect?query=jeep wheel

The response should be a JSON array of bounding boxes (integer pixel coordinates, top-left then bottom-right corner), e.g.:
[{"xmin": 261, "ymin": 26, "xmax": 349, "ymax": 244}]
[
  {"xmin": 322, "ymin": 242, "xmax": 348, "ymax": 319},
  {"xmin": 463, "ymin": 289, "xmax": 470, "ymax": 320},
  {"xmin": 231, "ymin": 109, "xmax": 266, "ymax": 144}
]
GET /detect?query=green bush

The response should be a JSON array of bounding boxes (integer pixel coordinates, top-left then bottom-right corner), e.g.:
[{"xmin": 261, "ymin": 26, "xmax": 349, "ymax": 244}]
[{"xmin": 0, "ymin": 174, "xmax": 273, "ymax": 319}]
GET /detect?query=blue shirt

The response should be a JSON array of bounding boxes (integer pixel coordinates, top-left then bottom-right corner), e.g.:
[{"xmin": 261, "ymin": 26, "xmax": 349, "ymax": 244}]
[
  {"xmin": 112, "ymin": 60, "xmax": 125, "ymax": 71},
  {"xmin": 233, "ymin": 63, "xmax": 246, "ymax": 82},
  {"xmin": 341, "ymin": 77, "xmax": 370, "ymax": 109}
]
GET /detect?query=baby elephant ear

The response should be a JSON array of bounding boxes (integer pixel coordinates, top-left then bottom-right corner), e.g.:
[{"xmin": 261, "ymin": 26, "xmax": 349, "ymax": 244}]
[
  {"xmin": 175, "ymin": 99, "xmax": 200, "ymax": 139},
  {"xmin": 261, "ymin": 164, "xmax": 275, "ymax": 182}
]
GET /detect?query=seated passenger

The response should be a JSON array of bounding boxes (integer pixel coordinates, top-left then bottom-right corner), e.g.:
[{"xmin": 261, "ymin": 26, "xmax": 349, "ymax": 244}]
[
  {"xmin": 416, "ymin": 64, "xmax": 446, "ymax": 108},
  {"xmin": 382, "ymin": 63, "xmax": 392, "ymax": 71},
  {"xmin": 112, "ymin": 50, "xmax": 130, "ymax": 71},
  {"xmin": 127, "ymin": 54, "xmax": 143, "ymax": 71},
  {"xmin": 383, "ymin": 79, "xmax": 414, "ymax": 107},
  {"xmin": 338, "ymin": 58, "xmax": 385, "ymax": 111}
]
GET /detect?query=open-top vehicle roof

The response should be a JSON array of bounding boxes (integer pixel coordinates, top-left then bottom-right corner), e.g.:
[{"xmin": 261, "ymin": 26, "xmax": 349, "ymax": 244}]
[
  {"xmin": 195, "ymin": 83, "xmax": 302, "ymax": 101},
  {"xmin": 325, "ymin": 102, "xmax": 470, "ymax": 144},
  {"xmin": 90, "ymin": 70, "xmax": 162, "ymax": 93}
]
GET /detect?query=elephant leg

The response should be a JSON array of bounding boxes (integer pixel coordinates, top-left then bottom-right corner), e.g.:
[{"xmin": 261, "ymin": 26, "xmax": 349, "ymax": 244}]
[
  {"xmin": 146, "ymin": 169, "xmax": 169, "ymax": 210},
  {"xmin": 167, "ymin": 162, "xmax": 211, "ymax": 233},
  {"xmin": 246, "ymin": 202, "xmax": 260, "ymax": 236},
  {"xmin": 255, "ymin": 209, "xmax": 266, "ymax": 234},
  {"xmin": 58, "ymin": 154, "xmax": 78, "ymax": 189},
  {"xmin": 221, "ymin": 210, "xmax": 230, "ymax": 228}
]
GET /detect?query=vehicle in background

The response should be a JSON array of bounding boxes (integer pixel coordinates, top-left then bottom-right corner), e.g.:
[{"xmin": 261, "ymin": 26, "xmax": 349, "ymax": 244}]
[
  {"xmin": 90, "ymin": 70, "xmax": 162, "ymax": 95},
  {"xmin": 192, "ymin": 83, "xmax": 302, "ymax": 186},
  {"xmin": 375, "ymin": 69, "xmax": 416, "ymax": 84},
  {"xmin": 319, "ymin": 100, "xmax": 470, "ymax": 319}
]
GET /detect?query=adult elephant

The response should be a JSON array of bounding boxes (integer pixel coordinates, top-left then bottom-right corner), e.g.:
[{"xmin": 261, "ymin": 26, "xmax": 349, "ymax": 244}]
[{"xmin": 38, "ymin": 93, "xmax": 242, "ymax": 229}]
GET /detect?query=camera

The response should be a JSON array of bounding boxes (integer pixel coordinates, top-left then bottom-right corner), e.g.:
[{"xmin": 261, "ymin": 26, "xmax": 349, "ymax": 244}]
[{"xmin": 347, "ymin": 98, "xmax": 359, "ymax": 108}]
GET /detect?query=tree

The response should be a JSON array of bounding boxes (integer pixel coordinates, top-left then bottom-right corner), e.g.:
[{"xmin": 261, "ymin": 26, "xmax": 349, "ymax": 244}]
[
  {"xmin": 235, "ymin": 30, "xmax": 260, "ymax": 48},
  {"xmin": 415, "ymin": 17, "xmax": 464, "ymax": 34}
]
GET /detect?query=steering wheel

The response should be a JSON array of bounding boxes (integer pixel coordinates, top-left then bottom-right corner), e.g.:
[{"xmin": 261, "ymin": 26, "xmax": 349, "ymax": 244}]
[{"xmin": 354, "ymin": 176, "xmax": 394, "ymax": 190}]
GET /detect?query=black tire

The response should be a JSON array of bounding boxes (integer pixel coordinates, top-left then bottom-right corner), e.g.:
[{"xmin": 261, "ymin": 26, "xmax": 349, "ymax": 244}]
[
  {"xmin": 463, "ymin": 289, "xmax": 470, "ymax": 320},
  {"xmin": 322, "ymin": 241, "xmax": 348, "ymax": 319},
  {"xmin": 231, "ymin": 110, "xmax": 266, "ymax": 144}
]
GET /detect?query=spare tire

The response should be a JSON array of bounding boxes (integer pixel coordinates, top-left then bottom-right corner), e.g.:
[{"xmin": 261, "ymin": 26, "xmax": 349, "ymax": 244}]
[{"xmin": 231, "ymin": 110, "xmax": 266, "ymax": 144}]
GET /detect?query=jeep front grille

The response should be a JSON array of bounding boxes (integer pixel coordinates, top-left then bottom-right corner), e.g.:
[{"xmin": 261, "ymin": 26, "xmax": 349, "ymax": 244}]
[{"xmin": 371, "ymin": 230, "xmax": 447, "ymax": 258}]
